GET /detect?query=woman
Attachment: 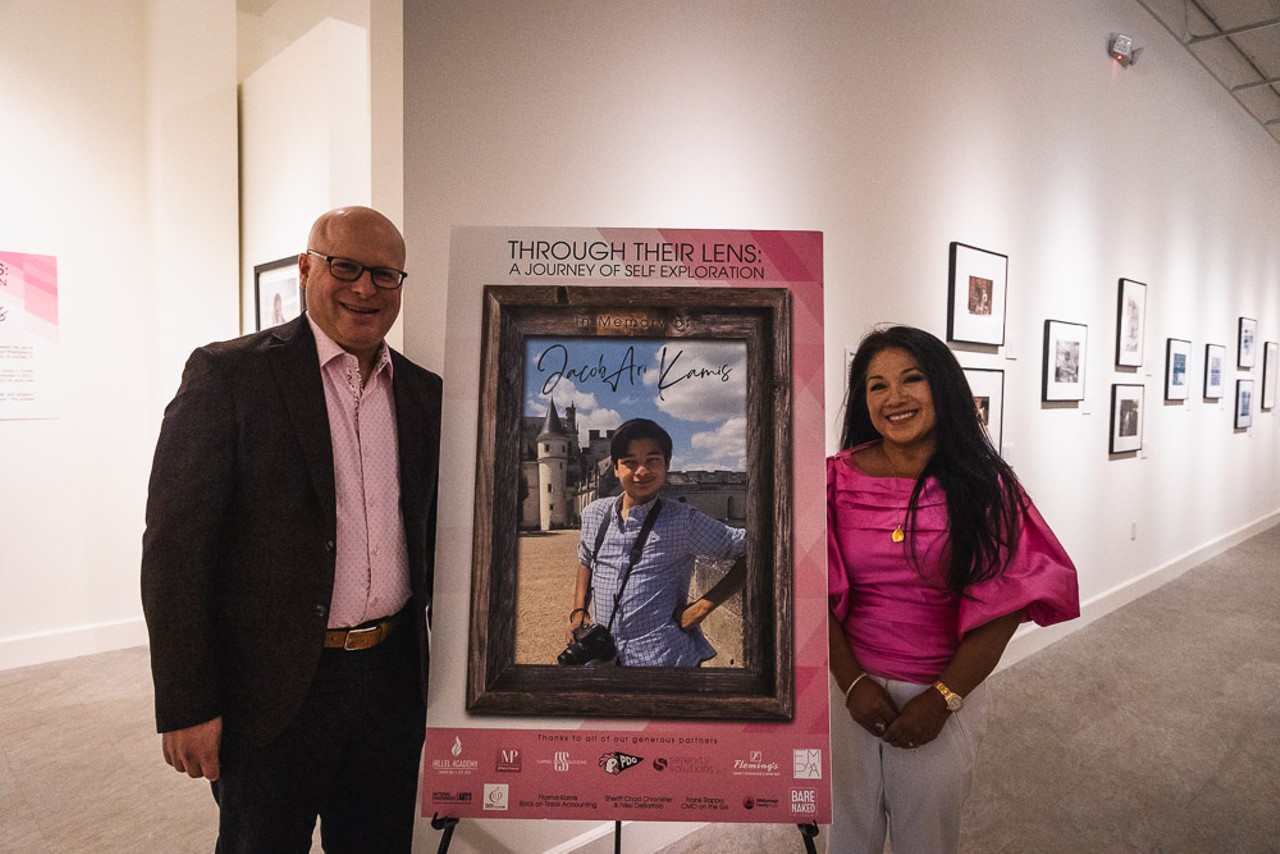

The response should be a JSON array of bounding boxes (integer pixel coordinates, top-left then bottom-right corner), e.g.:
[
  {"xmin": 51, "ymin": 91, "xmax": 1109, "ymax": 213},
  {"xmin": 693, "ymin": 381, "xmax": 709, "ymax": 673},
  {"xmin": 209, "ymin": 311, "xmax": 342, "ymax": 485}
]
[{"xmin": 828, "ymin": 326, "xmax": 1079, "ymax": 852}]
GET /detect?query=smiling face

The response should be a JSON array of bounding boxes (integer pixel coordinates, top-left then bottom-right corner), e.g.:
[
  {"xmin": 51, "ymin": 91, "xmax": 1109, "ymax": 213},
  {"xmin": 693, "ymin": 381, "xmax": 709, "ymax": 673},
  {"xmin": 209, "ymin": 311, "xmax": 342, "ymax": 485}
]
[
  {"xmin": 864, "ymin": 347, "xmax": 937, "ymax": 456},
  {"xmin": 613, "ymin": 437, "xmax": 669, "ymax": 509},
  {"xmin": 299, "ymin": 207, "xmax": 405, "ymax": 372}
]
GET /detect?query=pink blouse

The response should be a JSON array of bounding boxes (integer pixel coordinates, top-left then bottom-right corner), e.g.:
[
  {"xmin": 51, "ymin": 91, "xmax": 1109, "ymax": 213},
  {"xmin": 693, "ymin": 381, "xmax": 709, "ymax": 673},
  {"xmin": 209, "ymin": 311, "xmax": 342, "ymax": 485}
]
[{"xmin": 828, "ymin": 448, "xmax": 1080, "ymax": 684}]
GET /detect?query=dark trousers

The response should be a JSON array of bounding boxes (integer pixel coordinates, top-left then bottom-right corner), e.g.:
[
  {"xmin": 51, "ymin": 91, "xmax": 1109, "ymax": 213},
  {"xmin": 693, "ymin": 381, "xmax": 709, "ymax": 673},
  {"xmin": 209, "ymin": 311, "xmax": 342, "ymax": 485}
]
[{"xmin": 211, "ymin": 625, "xmax": 425, "ymax": 853}]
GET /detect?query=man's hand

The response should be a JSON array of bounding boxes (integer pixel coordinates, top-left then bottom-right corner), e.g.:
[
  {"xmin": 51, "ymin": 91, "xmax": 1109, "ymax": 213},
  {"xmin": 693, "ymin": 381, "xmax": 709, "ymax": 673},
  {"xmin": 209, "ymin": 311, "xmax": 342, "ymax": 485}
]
[
  {"xmin": 565, "ymin": 611, "xmax": 590, "ymax": 646},
  {"xmin": 677, "ymin": 598, "xmax": 713, "ymax": 630},
  {"xmin": 161, "ymin": 716, "xmax": 223, "ymax": 781}
]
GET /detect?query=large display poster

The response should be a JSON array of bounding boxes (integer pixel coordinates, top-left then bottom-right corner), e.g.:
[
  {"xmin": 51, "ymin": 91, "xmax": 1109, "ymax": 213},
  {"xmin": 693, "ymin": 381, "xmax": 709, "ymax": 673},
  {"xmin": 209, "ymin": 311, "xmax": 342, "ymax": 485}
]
[
  {"xmin": 422, "ymin": 227, "xmax": 829, "ymax": 825},
  {"xmin": 0, "ymin": 251, "xmax": 59, "ymax": 419}
]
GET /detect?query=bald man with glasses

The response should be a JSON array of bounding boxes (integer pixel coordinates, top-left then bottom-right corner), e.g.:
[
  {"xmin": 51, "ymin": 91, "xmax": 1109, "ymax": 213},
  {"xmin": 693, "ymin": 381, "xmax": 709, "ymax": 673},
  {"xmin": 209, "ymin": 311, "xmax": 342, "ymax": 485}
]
[{"xmin": 142, "ymin": 206, "xmax": 441, "ymax": 852}]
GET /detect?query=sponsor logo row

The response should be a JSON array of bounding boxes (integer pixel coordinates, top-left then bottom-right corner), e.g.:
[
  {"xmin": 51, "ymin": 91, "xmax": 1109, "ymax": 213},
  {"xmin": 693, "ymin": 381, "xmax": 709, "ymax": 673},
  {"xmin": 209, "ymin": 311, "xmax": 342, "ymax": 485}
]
[{"xmin": 433, "ymin": 741, "xmax": 822, "ymax": 780}]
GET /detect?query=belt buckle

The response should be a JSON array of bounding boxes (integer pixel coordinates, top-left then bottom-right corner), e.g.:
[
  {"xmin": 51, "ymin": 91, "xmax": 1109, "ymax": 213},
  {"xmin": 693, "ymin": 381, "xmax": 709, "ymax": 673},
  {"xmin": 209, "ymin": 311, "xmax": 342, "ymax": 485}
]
[{"xmin": 343, "ymin": 625, "xmax": 380, "ymax": 651}]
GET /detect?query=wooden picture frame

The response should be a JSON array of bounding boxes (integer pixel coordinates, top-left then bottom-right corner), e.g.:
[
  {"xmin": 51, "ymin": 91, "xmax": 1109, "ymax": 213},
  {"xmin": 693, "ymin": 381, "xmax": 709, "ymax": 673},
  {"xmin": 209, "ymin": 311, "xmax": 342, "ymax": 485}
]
[
  {"xmin": 1115, "ymin": 278, "xmax": 1147, "ymax": 368},
  {"xmin": 253, "ymin": 255, "xmax": 304, "ymax": 331},
  {"xmin": 1042, "ymin": 320, "xmax": 1088, "ymax": 402},
  {"xmin": 947, "ymin": 242, "xmax": 1008, "ymax": 346},
  {"xmin": 466, "ymin": 285, "xmax": 793, "ymax": 720},
  {"xmin": 1164, "ymin": 338, "xmax": 1191, "ymax": 401},
  {"xmin": 1109, "ymin": 384, "xmax": 1144, "ymax": 454}
]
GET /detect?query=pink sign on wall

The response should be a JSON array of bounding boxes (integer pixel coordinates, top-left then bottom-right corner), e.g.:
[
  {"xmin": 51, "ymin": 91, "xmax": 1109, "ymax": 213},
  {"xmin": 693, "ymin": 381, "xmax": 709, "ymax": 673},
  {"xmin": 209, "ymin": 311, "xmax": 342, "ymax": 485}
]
[
  {"xmin": 422, "ymin": 227, "xmax": 829, "ymax": 826},
  {"xmin": 0, "ymin": 251, "xmax": 59, "ymax": 419}
]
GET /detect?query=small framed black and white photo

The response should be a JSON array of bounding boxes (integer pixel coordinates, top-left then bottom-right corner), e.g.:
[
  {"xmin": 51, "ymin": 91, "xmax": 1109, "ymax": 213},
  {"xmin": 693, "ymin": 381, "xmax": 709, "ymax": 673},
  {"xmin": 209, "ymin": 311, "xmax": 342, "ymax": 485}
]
[
  {"xmin": 1109, "ymin": 384, "xmax": 1144, "ymax": 454},
  {"xmin": 254, "ymin": 255, "xmax": 304, "ymax": 331},
  {"xmin": 963, "ymin": 367, "xmax": 1005, "ymax": 455},
  {"xmin": 1164, "ymin": 338, "xmax": 1191, "ymax": 401},
  {"xmin": 1238, "ymin": 317, "xmax": 1258, "ymax": 368},
  {"xmin": 1042, "ymin": 320, "xmax": 1088, "ymax": 402},
  {"xmin": 1235, "ymin": 378, "xmax": 1255, "ymax": 429},
  {"xmin": 1204, "ymin": 343, "xmax": 1226, "ymax": 400},
  {"xmin": 1115, "ymin": 278, "xmax": 1147, "ymax": 368},
  {"xmin": 1263, "ymin": 342, "xmax": 1278, "ymax": 410},
  {"xmin": 947, "ymin": 242, "xmax": 1008, "ymax": 346}
]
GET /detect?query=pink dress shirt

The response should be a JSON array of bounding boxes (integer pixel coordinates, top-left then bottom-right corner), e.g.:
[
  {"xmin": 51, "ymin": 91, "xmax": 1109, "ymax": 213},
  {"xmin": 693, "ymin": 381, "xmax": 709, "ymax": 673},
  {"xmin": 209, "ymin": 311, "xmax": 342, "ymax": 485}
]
[
  {"xmin": 308, "ymin": 315, "xmax": 410, "ymax": 629},
  {"xmin": 828, "ymin": 446, "xmax": 1079, "ymax": 684}
]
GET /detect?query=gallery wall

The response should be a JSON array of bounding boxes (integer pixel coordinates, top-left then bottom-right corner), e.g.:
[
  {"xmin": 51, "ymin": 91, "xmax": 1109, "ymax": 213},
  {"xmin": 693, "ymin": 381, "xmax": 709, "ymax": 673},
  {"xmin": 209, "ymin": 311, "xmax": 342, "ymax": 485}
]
[
  {"xmin": 402, "ymin": 2, "xmax": 1278, "ymax": 848},
  {"xmin": 0, "ymin": 0, "xmax": 239, "ymax": 668}
]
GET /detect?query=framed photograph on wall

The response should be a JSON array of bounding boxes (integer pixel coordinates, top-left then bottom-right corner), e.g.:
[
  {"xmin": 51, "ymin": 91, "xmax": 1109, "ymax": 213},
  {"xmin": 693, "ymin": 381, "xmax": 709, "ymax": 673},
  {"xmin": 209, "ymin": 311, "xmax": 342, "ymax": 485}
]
[
  {"xmin": 1235, "ymin": 378, "xmax": 1255, "ymax": 429},
  {"xmin": 1204, "ymin": 343, "xmax": 1226, "ymax": 400},
  {"xmin": 1109, "ymin": 384, "xmax": 1144, "ymax": 454},
  {"xmin": 1115, "ymin": 278, "xmax": 1147, "ymax": 368},
  {"xmin": 254, "ymin": 255, "xmax": 304, "ymax": 331},
  {"xmin": 1263, "ymin": 342, "xmax": 1278, "ymax": 410},
  {"xmin": 1042, "ymin": 319, "xmax": 1088, "ymax": 402},
  {"xmin": 1164, "ymin": 338, "xmax": 1191, "ymax": 401},
  {"xmin": 963, "ymin": 367, "xmax": 1005, "ymax": 454},
  {"xmin": 947, "ymin": 242, "xmax": 1008, "ymax": 346},
  {"xmin": 1238, "ymin": 317, "xmax": 1257, "ymax": 368}
]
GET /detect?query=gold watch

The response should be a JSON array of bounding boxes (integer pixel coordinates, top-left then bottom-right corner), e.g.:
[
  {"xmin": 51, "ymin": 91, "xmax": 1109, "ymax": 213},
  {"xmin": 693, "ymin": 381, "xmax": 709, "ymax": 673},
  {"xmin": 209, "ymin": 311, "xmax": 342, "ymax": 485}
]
[{"xmin": 933, "ymin": 681, "xmax": 964, "ymax": 712}]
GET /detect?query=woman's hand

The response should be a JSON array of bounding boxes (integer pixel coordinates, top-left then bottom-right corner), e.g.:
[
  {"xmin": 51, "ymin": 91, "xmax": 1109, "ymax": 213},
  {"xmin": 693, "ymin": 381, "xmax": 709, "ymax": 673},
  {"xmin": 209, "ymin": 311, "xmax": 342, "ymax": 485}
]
[
  {"xmin": 845, "ymin": 677, "xmax": 900, "ymax": 738},
  {"xmin": 882, "ymin": 686, "xmax": 948, "ymax": 749}
]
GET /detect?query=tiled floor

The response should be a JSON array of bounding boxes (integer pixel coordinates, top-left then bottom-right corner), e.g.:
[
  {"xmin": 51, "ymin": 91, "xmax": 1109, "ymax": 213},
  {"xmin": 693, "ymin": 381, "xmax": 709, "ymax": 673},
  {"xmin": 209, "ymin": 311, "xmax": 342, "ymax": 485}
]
[{"xmin": 2, "ymin": 524, "xmax": 1278, "ymax": 852}]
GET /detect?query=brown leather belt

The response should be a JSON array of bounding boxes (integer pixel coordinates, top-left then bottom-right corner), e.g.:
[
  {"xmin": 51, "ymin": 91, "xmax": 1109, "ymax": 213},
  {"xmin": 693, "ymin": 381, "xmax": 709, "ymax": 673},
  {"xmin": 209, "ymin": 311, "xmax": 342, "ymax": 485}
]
[{"xmin": 324, "ymin": 612, "xmax": 403, "ymax": 651}]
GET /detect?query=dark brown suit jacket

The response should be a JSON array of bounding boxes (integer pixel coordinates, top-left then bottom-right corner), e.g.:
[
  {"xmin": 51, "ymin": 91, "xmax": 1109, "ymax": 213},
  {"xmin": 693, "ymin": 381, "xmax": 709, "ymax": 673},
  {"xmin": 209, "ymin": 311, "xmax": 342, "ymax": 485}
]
[{"xmin": 141, "ymin": 316, "xmax": 441, "ymax": 746}]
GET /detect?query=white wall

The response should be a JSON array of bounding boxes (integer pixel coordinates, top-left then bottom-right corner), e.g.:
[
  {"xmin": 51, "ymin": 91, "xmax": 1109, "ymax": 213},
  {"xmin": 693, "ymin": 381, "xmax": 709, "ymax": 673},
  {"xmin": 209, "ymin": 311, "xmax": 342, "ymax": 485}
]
[
  {"xmin": 403, "ymin": 1, "xmax": 1279, "ymax": 850},
  {"xmin": 0, "ymin": 0, "xmax": 238, "ymax": 669},
  {"xmin": 239, "ymin": 18, "xmax": 373, "ymax": 334}
]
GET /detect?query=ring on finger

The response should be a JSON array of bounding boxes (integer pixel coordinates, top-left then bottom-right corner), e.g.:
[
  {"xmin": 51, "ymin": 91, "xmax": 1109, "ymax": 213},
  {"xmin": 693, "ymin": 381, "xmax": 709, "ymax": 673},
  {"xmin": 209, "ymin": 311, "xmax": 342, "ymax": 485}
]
[{"xmin": 873, "ymin": 721, "xmax": 886, "ymax": 733}]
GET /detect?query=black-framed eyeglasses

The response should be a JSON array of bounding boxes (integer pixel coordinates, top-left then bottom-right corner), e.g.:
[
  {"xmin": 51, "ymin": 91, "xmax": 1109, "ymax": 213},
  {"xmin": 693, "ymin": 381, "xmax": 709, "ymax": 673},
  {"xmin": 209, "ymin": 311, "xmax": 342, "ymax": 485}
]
[{"xmin": 305, "ymin": 250, "xmax": 407, "ymax": 290}]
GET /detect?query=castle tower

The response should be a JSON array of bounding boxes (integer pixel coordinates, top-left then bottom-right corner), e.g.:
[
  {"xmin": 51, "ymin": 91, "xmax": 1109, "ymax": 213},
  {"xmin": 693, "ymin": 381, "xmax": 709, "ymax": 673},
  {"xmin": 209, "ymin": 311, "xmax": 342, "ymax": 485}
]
[{"xmin": 536, "ymin": 401, "xmax": 571, "ymax": 530}]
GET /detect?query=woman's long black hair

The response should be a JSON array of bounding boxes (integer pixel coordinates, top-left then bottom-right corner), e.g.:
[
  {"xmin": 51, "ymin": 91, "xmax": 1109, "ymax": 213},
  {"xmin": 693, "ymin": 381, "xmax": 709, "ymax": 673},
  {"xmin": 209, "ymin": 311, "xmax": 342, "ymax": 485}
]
[{"xmin": 840, "ymin": 326, "xmax": 1024, "ymax": 594}]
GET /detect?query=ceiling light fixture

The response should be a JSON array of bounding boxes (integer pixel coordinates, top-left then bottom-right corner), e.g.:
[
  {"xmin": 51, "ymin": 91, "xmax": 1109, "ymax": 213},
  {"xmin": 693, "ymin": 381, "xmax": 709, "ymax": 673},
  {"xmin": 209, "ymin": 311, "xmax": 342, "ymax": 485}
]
[{"xmin": 1109, "ymin": 33, "xmax": 1141, "ymax": 66}]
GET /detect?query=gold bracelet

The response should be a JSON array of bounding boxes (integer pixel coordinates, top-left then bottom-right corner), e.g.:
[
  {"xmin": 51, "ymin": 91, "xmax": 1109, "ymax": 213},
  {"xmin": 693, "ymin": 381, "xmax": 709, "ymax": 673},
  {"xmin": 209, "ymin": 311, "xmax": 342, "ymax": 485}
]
[{"xmin": 843, "ymin": 672, "xmax": 868, "ymax": 702}]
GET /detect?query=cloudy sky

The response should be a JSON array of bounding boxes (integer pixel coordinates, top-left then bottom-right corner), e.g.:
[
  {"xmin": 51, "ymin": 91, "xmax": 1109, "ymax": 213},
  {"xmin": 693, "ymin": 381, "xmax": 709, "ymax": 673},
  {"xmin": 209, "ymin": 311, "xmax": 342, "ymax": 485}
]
[{"xmin": 523, "ymin": 336, "xmax": 747, "ymax": 471}]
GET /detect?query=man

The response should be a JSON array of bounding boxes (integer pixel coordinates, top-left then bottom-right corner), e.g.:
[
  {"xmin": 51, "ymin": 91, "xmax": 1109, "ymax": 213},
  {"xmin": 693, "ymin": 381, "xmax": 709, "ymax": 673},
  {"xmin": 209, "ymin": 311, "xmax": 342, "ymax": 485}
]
[
  {"xmin": 141, "ymin": 206, "xmax": 441, "ymax": 851},
  {"xmin": 565, "ymin": 418, "xmax": 746, "ymax": 667}
]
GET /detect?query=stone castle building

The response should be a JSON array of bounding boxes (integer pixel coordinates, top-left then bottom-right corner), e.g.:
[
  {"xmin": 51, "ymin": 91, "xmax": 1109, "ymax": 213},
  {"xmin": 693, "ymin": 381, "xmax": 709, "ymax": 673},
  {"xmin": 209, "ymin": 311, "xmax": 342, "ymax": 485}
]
[{"xmin": 518, "ymin": 401, "xmax": 747, "ymax": 531}]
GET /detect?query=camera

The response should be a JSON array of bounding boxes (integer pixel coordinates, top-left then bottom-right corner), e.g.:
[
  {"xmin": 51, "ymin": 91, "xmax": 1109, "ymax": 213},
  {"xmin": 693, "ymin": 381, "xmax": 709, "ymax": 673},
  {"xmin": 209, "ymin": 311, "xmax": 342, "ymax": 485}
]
[{"xmin": 557, "ymin": 622, "xmax": 618, "ymax": 666}]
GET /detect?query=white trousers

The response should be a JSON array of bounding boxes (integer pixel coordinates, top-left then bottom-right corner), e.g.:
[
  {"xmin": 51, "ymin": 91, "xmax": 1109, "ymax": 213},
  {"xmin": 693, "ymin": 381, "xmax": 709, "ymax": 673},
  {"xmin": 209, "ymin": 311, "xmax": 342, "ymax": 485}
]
[{"xmin": 828, "ymin": 676, "xmax": 989, "ymax": 854}]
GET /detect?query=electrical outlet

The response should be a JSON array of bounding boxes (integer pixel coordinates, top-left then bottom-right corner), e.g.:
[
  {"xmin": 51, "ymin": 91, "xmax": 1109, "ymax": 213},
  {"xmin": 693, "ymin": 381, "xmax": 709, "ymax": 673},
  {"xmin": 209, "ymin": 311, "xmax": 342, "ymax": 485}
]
[{"xmin": 1130, "ymin": 521, "xmax": 1137, "ymax": 541}]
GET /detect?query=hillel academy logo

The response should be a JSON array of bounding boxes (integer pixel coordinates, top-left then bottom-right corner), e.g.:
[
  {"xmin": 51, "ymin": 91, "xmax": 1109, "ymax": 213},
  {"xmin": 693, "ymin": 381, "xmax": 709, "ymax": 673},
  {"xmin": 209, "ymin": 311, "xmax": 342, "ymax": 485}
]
[{"xmin": 599, "ymin": 752, "xmax": 644, "ymax": 775}]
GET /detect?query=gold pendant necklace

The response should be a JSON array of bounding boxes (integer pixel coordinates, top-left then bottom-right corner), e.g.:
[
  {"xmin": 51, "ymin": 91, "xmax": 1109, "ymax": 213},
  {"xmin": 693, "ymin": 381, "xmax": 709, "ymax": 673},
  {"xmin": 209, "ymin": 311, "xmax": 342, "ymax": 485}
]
[{"xmin": 885, "ymin": 447, "xmax": 910, "ymax": 543}]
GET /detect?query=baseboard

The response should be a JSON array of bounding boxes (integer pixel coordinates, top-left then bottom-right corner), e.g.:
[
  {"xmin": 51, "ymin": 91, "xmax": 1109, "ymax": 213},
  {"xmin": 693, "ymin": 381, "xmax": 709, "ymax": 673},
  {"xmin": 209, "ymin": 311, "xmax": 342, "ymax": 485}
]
[
  {"xmin": 0, "ymin": 617, "xmax": 149, "ymax": 672},
  {"xmin": 999, "ymin": 509, "xmax": 1280, "ymax": 672}
]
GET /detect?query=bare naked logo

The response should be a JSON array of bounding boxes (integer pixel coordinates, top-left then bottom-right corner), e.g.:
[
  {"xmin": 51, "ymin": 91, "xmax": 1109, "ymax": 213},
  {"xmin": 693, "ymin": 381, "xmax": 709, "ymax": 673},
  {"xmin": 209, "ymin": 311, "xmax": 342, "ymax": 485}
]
[{"xmin": 599, "ymin": 752, "xmax": 643, "ymax": 775}]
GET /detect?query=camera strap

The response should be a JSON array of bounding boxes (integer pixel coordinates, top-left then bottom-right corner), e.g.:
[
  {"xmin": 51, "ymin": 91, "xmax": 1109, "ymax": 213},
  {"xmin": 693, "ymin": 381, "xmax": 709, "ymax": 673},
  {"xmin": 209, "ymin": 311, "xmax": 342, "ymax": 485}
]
[{"xmin": 586, "ymin": 497, "xmax": 663, "ymax": 634}]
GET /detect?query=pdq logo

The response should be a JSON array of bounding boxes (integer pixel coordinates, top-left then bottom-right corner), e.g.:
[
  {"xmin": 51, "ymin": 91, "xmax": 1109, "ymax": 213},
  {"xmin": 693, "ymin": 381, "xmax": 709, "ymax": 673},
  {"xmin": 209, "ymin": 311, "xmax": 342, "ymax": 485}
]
[{"xmin": 598, "ymin": 752, "xmax": 643, "ymax": 775}]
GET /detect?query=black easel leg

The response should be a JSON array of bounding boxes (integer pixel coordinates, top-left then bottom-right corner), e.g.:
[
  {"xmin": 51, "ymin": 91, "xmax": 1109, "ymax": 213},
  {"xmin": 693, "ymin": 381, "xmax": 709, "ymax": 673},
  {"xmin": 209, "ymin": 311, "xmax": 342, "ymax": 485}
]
[
  {"xmin": 797, "ymin": 822, "xmax": 820, "ymax": 854},
  {"xmin": 430, "ymin": 813, "xmax": 460, "ymax": 854},
  {"xmin": 614, "ymin": 819, "xmax": 622, "ymax": 854}
]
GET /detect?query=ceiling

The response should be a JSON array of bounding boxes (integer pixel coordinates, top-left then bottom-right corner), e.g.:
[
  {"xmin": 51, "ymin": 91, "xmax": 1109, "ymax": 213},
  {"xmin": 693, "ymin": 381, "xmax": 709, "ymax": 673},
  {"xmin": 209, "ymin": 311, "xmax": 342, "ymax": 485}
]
[{"xmin": 1137, "ymin": 0, "xmax": 1280, "ymax": 146}]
